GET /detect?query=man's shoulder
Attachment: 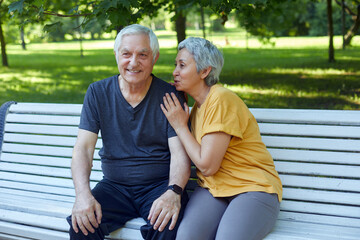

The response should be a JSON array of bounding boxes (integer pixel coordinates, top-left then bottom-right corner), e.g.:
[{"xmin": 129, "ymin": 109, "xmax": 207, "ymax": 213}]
[
  {"xmin": 90, "ymin": 75, "xmax": 117, "ymax": 88},
  {"xmin": 152, "ymin": 75, "xmax": 178, "ymax": 94}
]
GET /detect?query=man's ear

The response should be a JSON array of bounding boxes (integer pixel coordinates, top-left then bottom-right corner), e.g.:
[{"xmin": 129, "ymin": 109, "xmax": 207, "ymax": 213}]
[
  {"xmin": 201, "ymin": 66, "xmax": 212, "ymax": 79},
  {"xmin": 153, "ymin": 52, "xmax": 160, "ymax": 65},
  {"xmin": 114, "ymin": 51, "xmax": 118, "ymax": 62}
]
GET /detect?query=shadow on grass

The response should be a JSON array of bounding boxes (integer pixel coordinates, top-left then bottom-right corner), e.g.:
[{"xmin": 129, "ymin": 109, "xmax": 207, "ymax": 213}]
[{"xmin": 1, "ymin": 46, "xmax": 359, "ymax": 109}]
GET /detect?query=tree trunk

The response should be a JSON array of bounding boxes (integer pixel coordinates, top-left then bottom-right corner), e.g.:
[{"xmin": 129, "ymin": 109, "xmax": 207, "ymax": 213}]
[
  {"xmin": 175, "ymin": 11, "xmax": 186, "ymax": 45},
  {"xmin": 200, "ymin": 6, "xmax": 206, "ymax": 39},
  {"xmin": 344, "ymin": 4, "xmax": 360, "ymax": 46},
  {"xmin": 335, "ymin": 0, "xmax": 360, "ymax": 46},
  {"xmin": 21, "ymin": 26, "xmax": 26, "ymax": 50},
  {"xmin": 327, "ymin": 0, "xmax": 335, "ymax": 63},
  {"xmin": 0, "ymin": 20, "xmax": 9, "ymax": 67},
  {"xmin": 341, "ymin": 0, "xmax": 346, "ymax": 49},
  {"xmin": 76, "ymin": 17, "xmax": 84, "ymax": 58}
]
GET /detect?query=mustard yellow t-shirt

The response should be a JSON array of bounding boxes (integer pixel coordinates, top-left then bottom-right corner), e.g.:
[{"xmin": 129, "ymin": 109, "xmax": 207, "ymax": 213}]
[{"xmin": 190, "ymin": 84, "xmax": 283, "ymax": 201}]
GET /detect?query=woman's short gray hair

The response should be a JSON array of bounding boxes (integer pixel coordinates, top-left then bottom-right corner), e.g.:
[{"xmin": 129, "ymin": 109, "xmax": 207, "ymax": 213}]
[
  {"xmin": 114, "ymin": 24, "xmax": 159, "ymax": 63},
  {"xmin": 178, "ymin": 37, "xmax": 224, "ymax": 86}
]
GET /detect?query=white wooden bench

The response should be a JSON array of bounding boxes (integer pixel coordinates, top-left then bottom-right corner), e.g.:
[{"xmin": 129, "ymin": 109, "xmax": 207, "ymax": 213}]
[{"xmin": 0, "ymin": 102, "xmax": 359, "ymax": 240}]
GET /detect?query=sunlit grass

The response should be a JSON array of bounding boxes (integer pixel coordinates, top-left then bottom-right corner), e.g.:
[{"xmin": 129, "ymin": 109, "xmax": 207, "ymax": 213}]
[{"xmin": 1, "ymin": 32, "xmax": 359, "ymax": 109}]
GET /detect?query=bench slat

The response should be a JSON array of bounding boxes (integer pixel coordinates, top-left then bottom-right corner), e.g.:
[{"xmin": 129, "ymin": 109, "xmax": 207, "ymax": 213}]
[
  {"xmin": 5, "ymin": 123, "xmax": 79, "ymax": 136},
  {"xmin": 251, "ymin": 108, "xmax": 360, "ymax": 125},
  {"xmin": 259, "ymin": 123, "xmax": 360, "ymax": 138},
  {"xmin": 4, "ymin": 133, "xmax": 102, "ymax": 149},
  {"xmin": 1, "ymin": 153, "xmax": 101, "ymax": 170},
  {"xmin": 2, "ymin": 143, "xmax": 101, "ymax": 159},
  {"xmin": 1, "ymin": 153, "xmax": 71, "ymax": 168},
  {"xmin": 278, "ymin": 211, "xmax": 360, "ymax": 229},
  {"xmin": 0, "ymin": 193, "xmax": 72, "ymax": 218},
  {"xmin": 263, "ymin": 136, "xmax": 360, "ymax": 151},
  {"xmin": 0, "ymin": 220, "xmax": 68, "ymax": 240},
  {"xmin": 0, "ymin": 210, "xmax": 143, "ymax": 240},
  {"xmin": 4, "ymin": 133, "xmax": 77, "ymax": 147},
  {"xmin": 283, "ymin": 188, "xmax": 360, "ymax": 205},
  {"xmin": 0, "ymin": 162, "xmax": 103, "ymax": 181},
  {"xmin": 9, "ymin": 103, "xmax": 83, "ymax": 115},
  {"xmin": 0, "ymin": 179, "xmax": 75, "ymax": 197},
  {"xmin": 6, "ymin": 113, "xmax": 80, "ymax": 126},
  {"xmin": 0, "ymin": 187, "xmax": 74, "ymax": 203},
  {"xmin": 279, "ymin": 175, "xmax": 360, "ymax": 192},
  {"xmin": 280, "ymin": 200, "xmax": 360, "ymax": 219},
  {"xmin": 0, "ymin": 172, "xmax": 97, "ymax": 189},
  {"xmin": 266, "ymin": 219, "xmax": 360, "ymax": 240},
  {"xmin": 0, "ymin": 178, "xmax": 96, "ymax": 196},
  {"xmin": 275, "ymin": 161, "xmax": 360, "ymax": 178},
  {"xmin": 269, "ymin": 148, "xmax": 360, "ymax": 165}
]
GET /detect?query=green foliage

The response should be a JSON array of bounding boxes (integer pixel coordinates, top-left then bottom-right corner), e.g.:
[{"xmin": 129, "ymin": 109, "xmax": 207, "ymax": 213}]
[
  {"xmin": 308, "ymin": 1, "xmax": 354, "ymax": 36},
  {"xmin": 235, "ymin": 0, "xmax": 359, "ymax": 43}
]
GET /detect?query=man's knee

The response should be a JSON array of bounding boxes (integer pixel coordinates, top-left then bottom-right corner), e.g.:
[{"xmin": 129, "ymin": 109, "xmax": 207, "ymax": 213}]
[
  {"xmin": 67, "ymin": 215, "xmax": 108, "ymax": 240},
  {"xmin": 140, "ymin": 222, "xmax": 178, "ymax": 240}
]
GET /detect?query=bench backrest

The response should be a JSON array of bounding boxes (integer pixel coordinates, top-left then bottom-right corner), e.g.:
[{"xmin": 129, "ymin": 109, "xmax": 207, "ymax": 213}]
[{"xmin": 1, "ymin": 102, "xmax": 359, "ymax": 229}]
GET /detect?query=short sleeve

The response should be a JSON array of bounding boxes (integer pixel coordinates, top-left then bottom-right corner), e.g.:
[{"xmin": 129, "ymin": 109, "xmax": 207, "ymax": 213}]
[
  {"xmin": 79, "ymin": 85, "xmax": 100, "ymax": 134},
  {"xmin": 201, "ymin": 100, "xmax": 250, "ymax": 140}
]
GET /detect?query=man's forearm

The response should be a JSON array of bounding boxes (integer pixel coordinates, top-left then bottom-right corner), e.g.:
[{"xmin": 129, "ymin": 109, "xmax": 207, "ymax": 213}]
[{"xmin": 71, "ymin": 147, "xmax": 94, "ymax": 196}]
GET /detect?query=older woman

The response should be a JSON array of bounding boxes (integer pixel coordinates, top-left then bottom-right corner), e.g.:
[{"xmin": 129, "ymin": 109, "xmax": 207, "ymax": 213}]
[{"xmin": 160, "ymin": 37, "xmax": 283, "ymax": 240}]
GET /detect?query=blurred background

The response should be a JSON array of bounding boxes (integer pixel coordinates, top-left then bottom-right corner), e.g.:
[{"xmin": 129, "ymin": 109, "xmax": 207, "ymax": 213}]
[{"xmin": 1, "ymin": 0, "xmax": 359, "ymax": 109}]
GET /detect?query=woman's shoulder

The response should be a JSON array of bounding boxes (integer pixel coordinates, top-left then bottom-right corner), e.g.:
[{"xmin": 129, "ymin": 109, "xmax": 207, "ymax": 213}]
[{"xmin": 210, "ymin": 84, "xmax": 241, "ymax": 103}]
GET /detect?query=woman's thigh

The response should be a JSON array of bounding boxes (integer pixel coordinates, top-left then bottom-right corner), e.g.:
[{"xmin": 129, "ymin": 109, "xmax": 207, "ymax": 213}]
[
  {"xmin": 216, "ymin": 191, "xmax": 280, "ymax": 240},
  {"xmin": 176, "ymin": 187, "xmax": 227, "ymax": 240}
]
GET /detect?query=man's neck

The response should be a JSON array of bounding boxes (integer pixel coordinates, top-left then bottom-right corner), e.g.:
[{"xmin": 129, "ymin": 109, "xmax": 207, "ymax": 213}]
[{"xmin": 118, "ymin": 75, "xmax": 153, "ymax": 108}]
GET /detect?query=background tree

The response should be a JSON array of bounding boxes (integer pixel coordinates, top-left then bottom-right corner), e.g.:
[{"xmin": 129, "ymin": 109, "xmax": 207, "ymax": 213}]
[
  {"xmin": 334, "ymin": 0, "xmax": 360, "ymax": 45},
  {"xmin": 0, "ymin": 0, "xmax": 10, "ymax": 66},
  {"xmin": 327, "ymin": 0, "xmax": 335, "ymax": 62}
]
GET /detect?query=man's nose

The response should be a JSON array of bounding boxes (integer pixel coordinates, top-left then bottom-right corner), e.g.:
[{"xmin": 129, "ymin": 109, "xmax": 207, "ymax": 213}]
[{"xmin": 129, "ymin": 55, "xmax": 139, "ymax": 66}]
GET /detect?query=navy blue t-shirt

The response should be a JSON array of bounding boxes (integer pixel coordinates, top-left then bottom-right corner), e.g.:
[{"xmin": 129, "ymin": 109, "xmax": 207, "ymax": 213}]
[{"xmin": 80, "ymin": 74, "xmax": 185, "ymax": 185}]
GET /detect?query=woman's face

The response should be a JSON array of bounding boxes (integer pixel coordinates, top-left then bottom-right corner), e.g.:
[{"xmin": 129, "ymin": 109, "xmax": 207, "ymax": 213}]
[{"xmin": 173, "ymin": 48, "xmax": 203, "ymax": 92}]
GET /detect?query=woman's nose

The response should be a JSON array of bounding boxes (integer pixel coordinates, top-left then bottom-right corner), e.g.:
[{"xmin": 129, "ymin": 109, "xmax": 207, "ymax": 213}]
[{"xmin": 173, "ymin": 67, "xmax": 178, "ymax": 76}]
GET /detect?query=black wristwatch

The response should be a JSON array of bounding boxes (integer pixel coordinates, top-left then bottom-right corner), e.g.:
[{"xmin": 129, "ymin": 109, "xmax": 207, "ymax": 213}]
[{"xmin": 167, "ymin": 184, "xmax": 183, "ymax": 195}]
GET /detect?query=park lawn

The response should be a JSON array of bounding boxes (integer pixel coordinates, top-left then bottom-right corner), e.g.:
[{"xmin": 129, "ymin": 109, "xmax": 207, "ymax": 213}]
[{"xmin": 1, "ymin": 33, "xmax": 359, "ymax": 109}]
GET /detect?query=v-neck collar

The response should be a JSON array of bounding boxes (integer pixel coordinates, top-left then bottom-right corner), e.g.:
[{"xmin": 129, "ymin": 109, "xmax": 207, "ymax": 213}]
[{"xmin": 116, "ymin": 74, "xmax": 155, "ymax": 113}]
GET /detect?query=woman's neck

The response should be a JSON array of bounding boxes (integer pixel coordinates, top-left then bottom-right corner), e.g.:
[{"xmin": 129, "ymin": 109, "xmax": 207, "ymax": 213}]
[{"xmin": 191, "ymin": 83, "xmax": 212, "ymax": 108}]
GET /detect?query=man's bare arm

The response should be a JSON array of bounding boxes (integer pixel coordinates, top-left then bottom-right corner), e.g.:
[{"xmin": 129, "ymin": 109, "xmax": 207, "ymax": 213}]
[{"xmin": 71, "ymin": 129, "xmax": 102, "ymax": 236}]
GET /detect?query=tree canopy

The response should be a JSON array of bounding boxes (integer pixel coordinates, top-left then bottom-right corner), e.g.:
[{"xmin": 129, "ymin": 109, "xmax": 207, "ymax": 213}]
[{"xmin": 8, "ymin": 0, "xmax": 269, "ymax": 33}]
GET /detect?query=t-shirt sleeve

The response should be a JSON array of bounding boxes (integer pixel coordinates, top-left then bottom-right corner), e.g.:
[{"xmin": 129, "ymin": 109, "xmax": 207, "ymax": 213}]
[
  {"xmin": 79, "ymin": 85, "xmax": 100, "ymax": 134},
  {"xmin": 201, "ymin": 101, "xmax": 248, "ymax": 140},
  {"xmin": 167, "ymin": 90, "xmax": 187, "ymax": 138}
]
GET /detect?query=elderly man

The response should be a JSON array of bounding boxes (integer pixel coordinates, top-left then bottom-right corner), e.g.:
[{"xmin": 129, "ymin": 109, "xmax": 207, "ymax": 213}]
[{"xmin": 66, "ymin": 24, "xmax": 190, "ymax": 240}]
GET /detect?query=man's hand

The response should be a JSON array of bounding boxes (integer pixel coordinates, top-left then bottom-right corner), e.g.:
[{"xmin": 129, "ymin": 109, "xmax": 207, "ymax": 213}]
[
  {"xmin": 71, "ymin": 192, "xmax": 102, "ymax": 235},
  {"xmin": 148, "ymin": 190, "xmax": 181, "ymax": 232}
]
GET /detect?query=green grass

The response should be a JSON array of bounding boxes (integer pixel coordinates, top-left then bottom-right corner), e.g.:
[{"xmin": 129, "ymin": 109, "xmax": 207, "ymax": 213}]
[{"xmin": 1, "ymin": 32, "xmax": 359, "ymax": 109}]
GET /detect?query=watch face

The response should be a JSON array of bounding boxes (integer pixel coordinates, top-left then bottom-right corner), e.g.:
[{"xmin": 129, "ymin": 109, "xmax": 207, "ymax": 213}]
[{"xmin": 169, "ymin": 184, "xmax": 182, "ymax": 194}]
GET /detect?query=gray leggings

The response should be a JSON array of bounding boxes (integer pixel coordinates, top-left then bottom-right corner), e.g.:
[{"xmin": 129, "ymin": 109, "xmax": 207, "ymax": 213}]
[{"xmin": 176, "ymin": 187, "xmax": 280, "ymax": 240}]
